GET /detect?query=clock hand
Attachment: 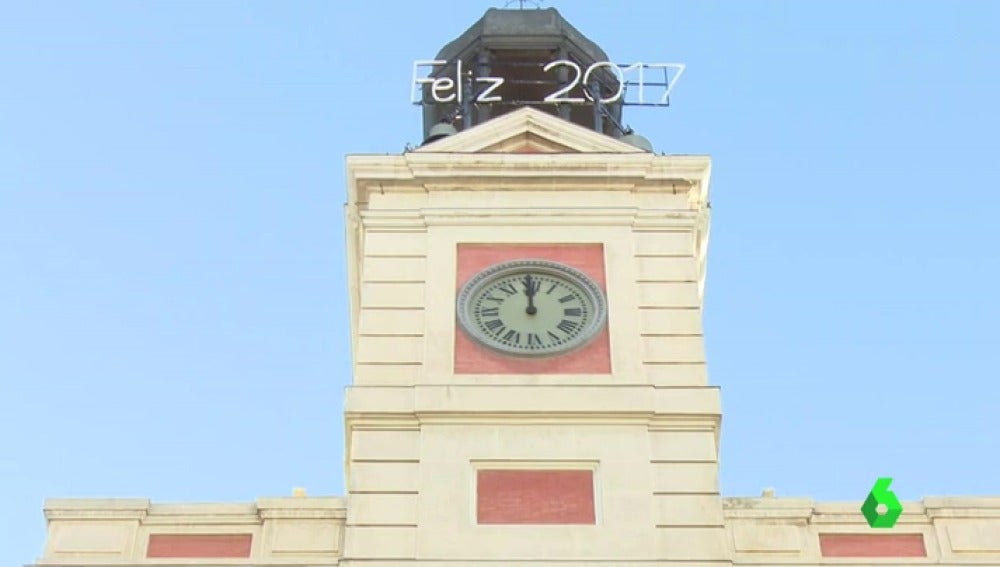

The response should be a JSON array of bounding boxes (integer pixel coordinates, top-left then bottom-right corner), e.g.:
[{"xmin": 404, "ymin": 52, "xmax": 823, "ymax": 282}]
[{"xmin": 522, "ymin": 275, "xmax": 538, "ymax": 315}]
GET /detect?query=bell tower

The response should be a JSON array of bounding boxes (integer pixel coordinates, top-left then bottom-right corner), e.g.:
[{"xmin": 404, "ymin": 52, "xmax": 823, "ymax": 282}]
[
  {"xmin": 420, "ymin": 7, "xmax": 624, "ymax": 140},
  {"xmin": 342, "ymin": 7, "xmax": 720, "ymax": 565},
  {"xmin": 28, "ymin": 7, "xmax": 1000, "ymax": 567}
]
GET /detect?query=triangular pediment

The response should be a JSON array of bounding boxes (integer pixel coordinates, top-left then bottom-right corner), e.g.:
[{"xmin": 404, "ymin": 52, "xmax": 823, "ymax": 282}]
[{"xmin": 414, "ymin": 107, "xmax": 647, "ymax": 154}]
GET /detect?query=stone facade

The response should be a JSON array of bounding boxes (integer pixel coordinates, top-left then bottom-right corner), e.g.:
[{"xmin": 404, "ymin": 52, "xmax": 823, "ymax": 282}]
[
  {"xmin": 32, "ymin": 109, "xmax": 1000, "ymax": 566},
  {"xmin": 37, "ymin": 495, "xmax": 1000, "ymax": 565}
]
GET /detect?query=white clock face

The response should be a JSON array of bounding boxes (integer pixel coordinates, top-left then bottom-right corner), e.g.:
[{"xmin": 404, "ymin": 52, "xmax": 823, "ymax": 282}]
[{"xmin": 457, "ymin": 259, "xmax": 607, "ymax": 357}]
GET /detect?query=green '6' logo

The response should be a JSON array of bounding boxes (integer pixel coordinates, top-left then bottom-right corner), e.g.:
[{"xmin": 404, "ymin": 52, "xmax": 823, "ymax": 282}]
[{"xmin": 862, "ymin": 477, "xmax": 903, "ymax": 528}]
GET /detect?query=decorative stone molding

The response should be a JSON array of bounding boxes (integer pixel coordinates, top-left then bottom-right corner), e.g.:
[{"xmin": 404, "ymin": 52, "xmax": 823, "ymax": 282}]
[
  {"xmin": 44, "ymin": 499, "xmax": 150, "ymax": 522},
  {"xmin": 141, "ymin": 503, "xmax": 260, "ymax": 526},
  {"xmin": 256, "ymin": 497, "xmax": 347, "ymax": 521},
  {"xmin": 412, "ymin": 107, "xmax": 645, "ymax": 155},
  {"xmin": 36, "ymin": 497, "xmax": 347, "ymax": 565},
  {"xmin": 721, "ymin": 496, "xmax": 1000, "ymax": 564}
]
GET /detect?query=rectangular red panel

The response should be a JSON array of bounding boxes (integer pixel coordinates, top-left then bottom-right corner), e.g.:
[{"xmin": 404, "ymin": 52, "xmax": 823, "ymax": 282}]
[
  {"xmin": 819, "ymin": 534, "xmax": 926, "ymax": 557},
  {"xmin": 477, "ymin": 469, "xmax": 595, "ymax": 525},
  {"xmin": 147, "ymin": 534, "xmax": 252, "ymax": 558},
  {"xmin": 455, "ymin": 243, "xmax": 610, "ymax": 374}
]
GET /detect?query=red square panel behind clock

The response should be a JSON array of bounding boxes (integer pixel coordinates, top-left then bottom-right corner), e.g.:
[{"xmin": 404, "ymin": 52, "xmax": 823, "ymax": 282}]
[{"xmin": 455, "ymin": 243, "xmax": 611, "ymax": 374}]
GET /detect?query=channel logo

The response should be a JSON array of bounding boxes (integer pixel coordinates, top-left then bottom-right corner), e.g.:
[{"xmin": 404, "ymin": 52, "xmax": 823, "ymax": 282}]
[{"xmin": 862, "ymin": 477, "xmax": 903, "ymax": 528}]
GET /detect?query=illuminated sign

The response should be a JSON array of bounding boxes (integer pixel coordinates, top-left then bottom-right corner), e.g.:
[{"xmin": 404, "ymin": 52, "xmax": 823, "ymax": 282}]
[{"xmin": 411, "ymin": 59, "xmax": 685, "ymax": 106}]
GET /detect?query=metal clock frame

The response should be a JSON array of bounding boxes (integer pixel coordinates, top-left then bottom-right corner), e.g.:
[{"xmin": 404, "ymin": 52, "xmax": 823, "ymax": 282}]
[{"xmin": 456, "ymin": 258, "xmax": 608, "ymax": 357}]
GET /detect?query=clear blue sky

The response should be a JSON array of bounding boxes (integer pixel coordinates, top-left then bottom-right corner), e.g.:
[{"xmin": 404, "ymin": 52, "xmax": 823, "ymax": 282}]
[{"xmin": 2, "ymin": 1, "xmax": 998, "ymax": 563}]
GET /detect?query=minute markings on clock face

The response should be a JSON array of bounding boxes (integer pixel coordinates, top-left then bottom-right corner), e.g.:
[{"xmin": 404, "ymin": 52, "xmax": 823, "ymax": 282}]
[
  {"xmin": 457, "ymin": 259, "xmax": 607, "ymax": 357},
  {"xmin": 470, "ymin": 273, "xmax": 592, "ymax": 351}
]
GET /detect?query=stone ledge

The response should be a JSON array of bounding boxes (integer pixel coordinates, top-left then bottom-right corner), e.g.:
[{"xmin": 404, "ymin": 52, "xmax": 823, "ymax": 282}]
[
  {"xmin": 257, "ymin": 497, "xmax": 347, "ymax": 520},
  {"xmin": 44, "ymin": 499, "xmax": 150, "ymax": 521},
  {"xmin": 722, "ymin": 496, "xmax": 1000, "ymax": 524},
  {"xmin": 926, "ymin": 497, "xmax": 1000, "ymax": 519},
  {"xmin": 345, "ymin": 384, "xmax": 721, "ymax": 416},
  {"xmin": 34, "ymin": 563, "xmax": 340, "ymax": 567},
  {"xmin": 44, "ymin": 497, "xmax": 348, "ymax": 524},
  {"xmin": 142, "ymin": 503, "xmax": 259, "ymax": 526}
]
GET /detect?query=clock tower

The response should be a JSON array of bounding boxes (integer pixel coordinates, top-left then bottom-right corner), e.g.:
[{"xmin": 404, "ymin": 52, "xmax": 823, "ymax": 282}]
[
  {"xmin": 30, "ymin": 7, "xmax": 1000, "ymax": 567},
  {"xmin": 341, "ymin": 8, "xmax": 719, "ymax": 565},
  {"xmin": 35, "ymin": 5, "xmax": 1000, "ymax": 567}
]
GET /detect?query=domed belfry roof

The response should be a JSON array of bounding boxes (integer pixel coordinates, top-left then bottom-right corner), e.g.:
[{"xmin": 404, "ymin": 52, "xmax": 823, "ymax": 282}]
[
  {"xmin": 421, "ymin": 7, "xmax": 624, "ymax": 140},
  {"xmin": 434, "ymin": 8, "xmax": 610, "ymax": 63}
]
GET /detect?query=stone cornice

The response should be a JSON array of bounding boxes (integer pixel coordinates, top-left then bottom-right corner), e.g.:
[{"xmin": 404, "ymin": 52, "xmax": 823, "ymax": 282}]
[
  {"xmin": 344, "ymin": 412, "xmax": 722, "ymax": 430},
  {"xmin": 34, "ymin": 564, "xmax": 340, "ymax": 567},
  {"xmin": 357, "ymin": 207, "xmax": 702, "ymax": 230},
  {"xmin": 722, "ymin": 496, "xmax": 1000, "ymax": 523},
  {"xmin": 256, "ymin": 497, "xmax": 347, "ymax": 520},
  {"xmin": 142, "ymin": 502, "xmax": 259, "ymax": 526},
  {"xmin": 43, "ymin": 497, "xmax": 348, "ymax": 525},
  {"xmin": 418, "ymin": 207, "xmax": 644, "ymax": 227},
  {"xmin": 347, "ymin": 152, "xmax": 710, "ymax": 205},
  {"xmin": 44, "ymin": 498, "xmax": 149, "ymax": 521},
  {"xmin": 357, "ymin": 210, "xmax": 427, "ymax": 229},
  {"xmin": 345, "ymin": 384, "xmax": 720, "ymax": 414},
  {"xmin": 411, "ymin": 107, "xmax": 646, "ymax": 154},
  {"xmin": 723, "ymin": 496, "xmax": 816, "ymax": 521},
  {"xmin": 924, "ymin": 496, "xmax": 1000, "ymax": 519},
  {"xmin": 634, "ymin": 208, "xmax": 704, "ymax": 229}
]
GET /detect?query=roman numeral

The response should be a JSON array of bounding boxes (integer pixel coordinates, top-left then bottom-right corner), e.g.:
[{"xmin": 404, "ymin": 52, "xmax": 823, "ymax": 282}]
[
  {"xmin": 528, "ymin": 277, "xmax": 541, "ymax": 294},
  {"xmin": 527, "ymin": 333, "xmax": 542, "ymax": 346},
  {"xmin": 478, "ymin": 307, "xmax": 500, "ymax": 317},
  {"xmin": 546, "ymin": 283, "xmax": 557, "ymax": 294},
  {"xmin": 558, "ymin": 294, "xmax": 574, "ymax": 303},
  {"xmin": 556, "ymin": 319, "xmax": 578, "ymax": 334},
  {"xmin": 498, "ymin": 282, "xmax": 517, "ymax": 295},
  {"xmin": 484, "ymin": 295, "xmax": 503, "ymax": 303},
  {"xmin": 484, "ymin": 319, "xmax": 503, "ymax": 332},
  {"xmin": 502, "ymin": 329, "xmax": 518, "ymax": 342},
  {"xmin": 564, "ymin": 307, "xmax": 582, "ymax": 317},
  {"xmin": 547, "ymin": 331, "xmax": 560, "ymax": 342}
]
